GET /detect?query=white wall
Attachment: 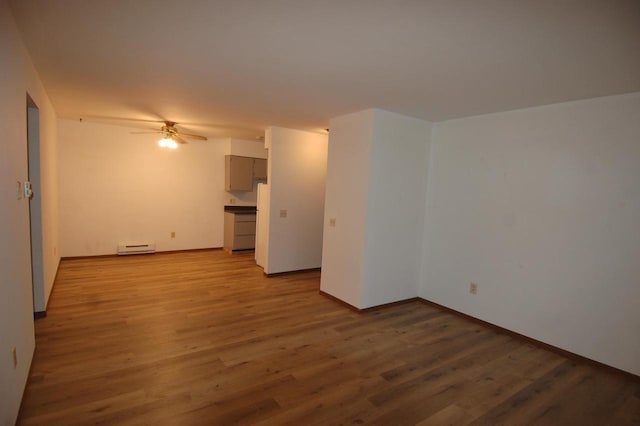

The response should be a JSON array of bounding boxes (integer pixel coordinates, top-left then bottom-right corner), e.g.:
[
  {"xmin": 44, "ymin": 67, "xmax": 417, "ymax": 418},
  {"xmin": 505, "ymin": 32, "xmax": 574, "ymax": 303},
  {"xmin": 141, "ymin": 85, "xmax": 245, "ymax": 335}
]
[
  {"xmin": 320, "ymin": 109, "xmax": 431, "ymax": 309},
  {"xmin": 224, "ymin": 138, "xmax": 268, "ymax": 206},
  {"xmin": 0, "ymin": 2, "xmax": 59, "ymax": 424},
  {"xmin": 361, "ymin": 110, "xmax": 431, "ymax": 308},
  {"xmin": 265, "ymin": 126, "xmax": 328, "ymax": 274},
  {"xmin": 58, "ymin": 119, "xmax": 230, "ymax": 256},
  {"xmin": 320, "ymin": 110, "xmax": 375, "ymax": 307},
  {"xmin": 227, "ymin": 137, "xmax": 268, "ymax": 158},
  {"xmin": 422, "ymin": 92, "xmax": 640, "ymax": 375}
]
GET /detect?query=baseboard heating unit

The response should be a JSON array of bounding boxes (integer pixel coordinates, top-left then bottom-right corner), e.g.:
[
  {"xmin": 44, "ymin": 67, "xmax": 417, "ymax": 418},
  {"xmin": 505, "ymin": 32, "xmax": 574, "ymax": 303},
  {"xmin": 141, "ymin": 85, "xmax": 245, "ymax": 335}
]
[{"xmin": 117, "ymin": 242, "xmax": 156, "ymax": 255}]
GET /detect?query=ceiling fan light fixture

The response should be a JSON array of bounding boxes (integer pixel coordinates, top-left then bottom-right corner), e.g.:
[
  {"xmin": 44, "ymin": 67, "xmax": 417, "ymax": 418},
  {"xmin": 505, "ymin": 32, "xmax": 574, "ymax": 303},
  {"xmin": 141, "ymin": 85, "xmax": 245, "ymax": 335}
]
[
  {"xmin": 131, "ymin": 120, "xmax": 206, "ymax": 147},
  {"xmin": 158, "ymin": 137, "xmax": 178, "ymax": 149}
]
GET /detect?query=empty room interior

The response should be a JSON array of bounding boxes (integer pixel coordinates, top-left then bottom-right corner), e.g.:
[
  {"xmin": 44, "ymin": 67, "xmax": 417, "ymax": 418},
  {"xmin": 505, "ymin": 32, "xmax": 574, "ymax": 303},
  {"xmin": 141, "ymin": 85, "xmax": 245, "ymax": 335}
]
[{"xmin": 2, "ymin": 1, "xmax": 640, "ymax": 424}]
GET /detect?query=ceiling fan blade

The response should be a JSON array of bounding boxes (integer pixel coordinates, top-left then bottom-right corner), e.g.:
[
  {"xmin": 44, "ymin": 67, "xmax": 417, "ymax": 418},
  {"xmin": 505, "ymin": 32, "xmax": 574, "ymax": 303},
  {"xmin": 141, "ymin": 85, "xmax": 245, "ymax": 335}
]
[
  {"xmin": 174, "ymin": 136, "xmax": 189, "ymax": 145},
  {"xmin": 130, "ymin": 131, "xmax": 162, "ymax": 134},
  {"xmin": 80, "ymin": 115, "xmax": 165, "ymax": 124},
  {"xmin": 177, "ymin": 132, "xmax": 208, "ymax": 141}
]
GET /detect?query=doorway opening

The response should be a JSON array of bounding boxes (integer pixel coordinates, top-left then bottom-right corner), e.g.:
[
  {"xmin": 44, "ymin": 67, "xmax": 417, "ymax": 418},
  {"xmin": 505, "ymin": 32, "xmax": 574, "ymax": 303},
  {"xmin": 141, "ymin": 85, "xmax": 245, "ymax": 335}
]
[{"xmin": 27, "ymin": 94, "xmax": 45, "ymax": 317}]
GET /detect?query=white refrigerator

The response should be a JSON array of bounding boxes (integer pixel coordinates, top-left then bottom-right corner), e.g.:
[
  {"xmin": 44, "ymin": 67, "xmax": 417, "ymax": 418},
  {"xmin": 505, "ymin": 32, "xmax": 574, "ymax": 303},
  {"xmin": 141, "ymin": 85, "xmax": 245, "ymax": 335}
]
[{"xmin": 255, "ymin": 183, "xmax": 270, "ymax": 269}]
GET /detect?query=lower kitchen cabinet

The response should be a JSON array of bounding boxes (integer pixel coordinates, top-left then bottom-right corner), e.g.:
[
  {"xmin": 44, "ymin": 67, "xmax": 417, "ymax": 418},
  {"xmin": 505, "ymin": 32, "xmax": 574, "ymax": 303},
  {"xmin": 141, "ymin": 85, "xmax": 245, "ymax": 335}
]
[{"xmin": 224, "ymin": 212, "xmax": 256, "ymax": 251}]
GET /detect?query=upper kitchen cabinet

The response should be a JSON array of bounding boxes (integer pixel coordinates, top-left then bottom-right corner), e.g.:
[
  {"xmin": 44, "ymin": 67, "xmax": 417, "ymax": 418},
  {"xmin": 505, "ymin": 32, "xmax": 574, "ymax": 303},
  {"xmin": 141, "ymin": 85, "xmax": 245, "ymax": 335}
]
[
  {"xmin": 225, "ymin": 155, "xmax": 254, "ymax": 191},
  {"xmin": 225, "ymin": 155, "xmax": 268, "ymax": 191},
  {"xmin": 253, "ymin": 158, "xmax": 267, "ymax": 180}
]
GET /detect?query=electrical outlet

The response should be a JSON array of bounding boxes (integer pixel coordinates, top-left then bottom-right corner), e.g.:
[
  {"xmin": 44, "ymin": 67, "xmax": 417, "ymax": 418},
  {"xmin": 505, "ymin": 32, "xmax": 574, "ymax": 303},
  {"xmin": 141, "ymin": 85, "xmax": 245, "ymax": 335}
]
[
  {"xmin": 280, "ymin": 209, "xmax": 287, "ymax": 218},
  {"xmin": 171, "ymin": 231, "xmax": 176, "ymax": 238},
  {"xmin": 469, "ymin": 282, "xmax": 478, "ymax": 295},
  {"xmin": 53, "ymin": 247, "xmax": 57, "ymax": 256},
  {"xmin": 229, "ymin": 198, "xmax": 236, "ymax": 204},
  {"xmin": 17, "ymin": 181, "xmax": 23, "ymax": 200},
  {"xmin": 12, "ymin": 347, "xmax": 17, "ymax": 369},
  {"xmin": 329, "ymin": 218, "xmax": 336, "ymax": 227}
]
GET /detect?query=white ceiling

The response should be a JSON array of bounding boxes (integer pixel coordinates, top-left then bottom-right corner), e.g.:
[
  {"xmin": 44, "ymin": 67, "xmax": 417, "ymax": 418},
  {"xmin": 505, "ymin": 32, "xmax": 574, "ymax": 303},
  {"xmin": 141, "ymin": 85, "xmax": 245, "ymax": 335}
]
[{"xmin": 9, "ymin": 0, "xmax": 640, "ymax": 139}]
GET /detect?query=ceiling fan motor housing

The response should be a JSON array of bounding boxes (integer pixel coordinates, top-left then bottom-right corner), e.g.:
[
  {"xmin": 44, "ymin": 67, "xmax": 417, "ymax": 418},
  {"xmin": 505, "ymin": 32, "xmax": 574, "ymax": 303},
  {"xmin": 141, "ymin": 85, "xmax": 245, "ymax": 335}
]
[{"xmin": 162, "ymin": 122, "xmax": 178, "ymax": 138}]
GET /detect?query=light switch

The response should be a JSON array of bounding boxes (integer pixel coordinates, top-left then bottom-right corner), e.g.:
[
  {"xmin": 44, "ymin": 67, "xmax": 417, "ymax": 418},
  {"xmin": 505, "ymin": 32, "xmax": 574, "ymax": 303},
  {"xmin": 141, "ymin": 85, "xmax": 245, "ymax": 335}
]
[
  {"xmin": 23, "ymin": 181, "xmax": 33, "ymax": 199},
  {"xmin": 280, "ymin": 209, "xmax": 287, "ymax": 218},
  {"xmin": 329, "ymin": 218, "xmax": 336, "ymax": 227}
]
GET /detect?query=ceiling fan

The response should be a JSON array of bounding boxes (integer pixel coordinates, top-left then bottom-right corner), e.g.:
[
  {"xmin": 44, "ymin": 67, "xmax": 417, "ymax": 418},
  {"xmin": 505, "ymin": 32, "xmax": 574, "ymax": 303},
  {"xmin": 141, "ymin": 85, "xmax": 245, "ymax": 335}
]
[{"xmin": 130, "ymin": 121, "xmax": 208, "ymax": 148}]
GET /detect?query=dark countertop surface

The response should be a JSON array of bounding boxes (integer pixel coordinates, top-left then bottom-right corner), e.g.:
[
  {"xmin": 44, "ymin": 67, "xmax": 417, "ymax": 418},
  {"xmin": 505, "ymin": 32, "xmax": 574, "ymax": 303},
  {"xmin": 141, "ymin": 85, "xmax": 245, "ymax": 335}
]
[{"xmin": 224, "ymin": 205, "xmax": 257, "ymax": 214}]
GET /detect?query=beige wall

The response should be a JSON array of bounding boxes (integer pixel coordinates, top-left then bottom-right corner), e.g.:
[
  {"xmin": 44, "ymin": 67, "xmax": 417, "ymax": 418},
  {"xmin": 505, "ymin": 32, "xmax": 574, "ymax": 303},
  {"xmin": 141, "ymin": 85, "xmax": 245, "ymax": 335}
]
[
  {"xmin": 0, "ymin": 2, "xmax": 60, "ymax": 424},
  {"xmin": 58, "ymin": 120, "xmax": 269, "ymax": 256},
  {"xmin": 320, "ymin": 110, "xmax": 374, "ymax": 307}
]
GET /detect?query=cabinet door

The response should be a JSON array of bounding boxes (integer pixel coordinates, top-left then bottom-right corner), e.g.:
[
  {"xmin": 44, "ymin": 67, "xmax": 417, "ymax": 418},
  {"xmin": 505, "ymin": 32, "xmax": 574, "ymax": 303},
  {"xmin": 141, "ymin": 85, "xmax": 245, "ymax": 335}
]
[
  {"xmin": 225, "ymin": 155, "xmax": 253, "ymax": 191},
  {"xmin": 233, "ymin": 235, "xmax": 256, "ymax": 250},
  {"xmin": 223, "ymin": 212, "xmax": 235, "ymax": 250},
  {"xmin": 234, "ymin": 221, "xmax": 256, "ymax": 236},
  {"xmin": 253, "ymin": 158, "xmax": 267, "ymax": 180}
]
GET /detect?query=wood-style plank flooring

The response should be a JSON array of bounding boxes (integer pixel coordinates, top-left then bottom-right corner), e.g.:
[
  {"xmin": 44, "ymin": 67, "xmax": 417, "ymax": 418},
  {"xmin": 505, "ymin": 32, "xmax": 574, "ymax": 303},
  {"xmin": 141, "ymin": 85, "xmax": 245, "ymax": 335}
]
[{"xmin": 19, "ymin": 250, "xmax": 640, "ymax": 425}]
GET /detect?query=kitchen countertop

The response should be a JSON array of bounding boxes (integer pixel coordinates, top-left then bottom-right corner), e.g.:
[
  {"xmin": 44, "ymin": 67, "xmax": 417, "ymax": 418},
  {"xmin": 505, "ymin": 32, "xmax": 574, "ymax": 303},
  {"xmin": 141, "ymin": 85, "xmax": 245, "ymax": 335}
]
[{"xmin": 224, "ymin": 205, "xmax": 257, "ymax": 214}]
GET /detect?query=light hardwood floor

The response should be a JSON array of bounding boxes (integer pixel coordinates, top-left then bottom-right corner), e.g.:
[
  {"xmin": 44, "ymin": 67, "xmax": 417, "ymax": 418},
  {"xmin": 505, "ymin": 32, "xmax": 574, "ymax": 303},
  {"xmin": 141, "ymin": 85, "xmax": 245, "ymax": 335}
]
[{"xmin": 19, "ymin": 250, "xmax": 640, "ymax": 425}]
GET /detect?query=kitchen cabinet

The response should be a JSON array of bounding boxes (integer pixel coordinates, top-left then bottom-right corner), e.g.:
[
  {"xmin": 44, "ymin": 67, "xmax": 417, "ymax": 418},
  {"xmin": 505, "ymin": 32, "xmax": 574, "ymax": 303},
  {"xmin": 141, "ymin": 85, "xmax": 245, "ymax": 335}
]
[
  {"xmin": 225, "ymin": 155, "xmax": 254, "ymax": 191},
  {"xmin": 253, "ymin": 158, "xmax": 267, "ymax": 180},
  {"xmin": 225, "ymin": 155, "xmax": 268, "ymax": 191},
  {"xmin": 224, "ymin": 211, "xmax": 257, "ymax": 251}
]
